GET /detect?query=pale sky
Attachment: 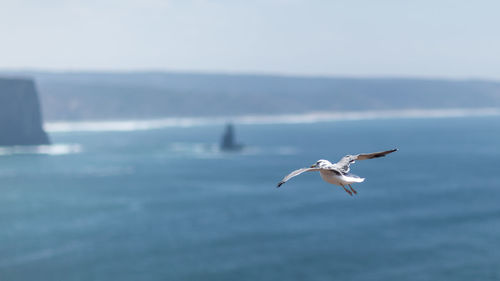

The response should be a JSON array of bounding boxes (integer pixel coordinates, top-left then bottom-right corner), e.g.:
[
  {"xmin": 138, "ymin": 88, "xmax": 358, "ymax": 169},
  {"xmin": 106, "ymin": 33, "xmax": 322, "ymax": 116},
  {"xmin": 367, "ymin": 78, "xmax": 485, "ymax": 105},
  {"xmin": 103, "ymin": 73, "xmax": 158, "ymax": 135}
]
[{"xmin": 1, "ymin": 0, "xmax": 499, "ymax": 79}]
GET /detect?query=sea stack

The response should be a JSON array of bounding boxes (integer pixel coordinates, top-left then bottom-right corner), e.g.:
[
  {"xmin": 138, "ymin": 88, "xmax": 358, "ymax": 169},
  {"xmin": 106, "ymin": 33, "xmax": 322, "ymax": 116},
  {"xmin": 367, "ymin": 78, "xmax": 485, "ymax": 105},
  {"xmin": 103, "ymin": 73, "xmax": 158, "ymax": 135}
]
[
  {"xmin": 0, "ymin": 78, "xmax": 50, "ymax": 146},
  {"xmin": 220, "ymin": 123, "xmax": 243, "ymax": 152}
]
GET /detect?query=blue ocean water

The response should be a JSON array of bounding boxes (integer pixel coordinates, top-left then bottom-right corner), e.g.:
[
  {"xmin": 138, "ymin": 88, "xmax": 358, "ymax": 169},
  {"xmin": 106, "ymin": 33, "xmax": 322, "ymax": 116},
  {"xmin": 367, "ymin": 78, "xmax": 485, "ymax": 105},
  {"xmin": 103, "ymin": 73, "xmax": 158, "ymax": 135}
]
[{"xmin": 1, "ymin": 116, "xmax": 500, "ymax": 280}]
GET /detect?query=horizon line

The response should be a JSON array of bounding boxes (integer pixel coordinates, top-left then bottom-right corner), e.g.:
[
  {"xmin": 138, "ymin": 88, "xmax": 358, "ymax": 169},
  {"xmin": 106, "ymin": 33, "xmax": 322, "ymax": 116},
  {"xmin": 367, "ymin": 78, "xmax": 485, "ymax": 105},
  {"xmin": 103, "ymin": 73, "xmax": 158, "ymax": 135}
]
[{"xmin": 1, "ymin": 68, "xmax": 499, "ymax": 83}]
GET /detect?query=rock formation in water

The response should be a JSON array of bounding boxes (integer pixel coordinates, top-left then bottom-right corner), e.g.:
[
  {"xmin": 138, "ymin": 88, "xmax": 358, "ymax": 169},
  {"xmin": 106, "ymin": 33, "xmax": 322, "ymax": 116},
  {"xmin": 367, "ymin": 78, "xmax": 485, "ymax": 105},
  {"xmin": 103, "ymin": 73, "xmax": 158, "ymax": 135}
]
[
  {"xmin": 220, "ymin": 123, "xmax": 243, "ymax": 152},
  {"xmin": 0, "ymin": 78, "xmax": 50, "ymax": 146}
]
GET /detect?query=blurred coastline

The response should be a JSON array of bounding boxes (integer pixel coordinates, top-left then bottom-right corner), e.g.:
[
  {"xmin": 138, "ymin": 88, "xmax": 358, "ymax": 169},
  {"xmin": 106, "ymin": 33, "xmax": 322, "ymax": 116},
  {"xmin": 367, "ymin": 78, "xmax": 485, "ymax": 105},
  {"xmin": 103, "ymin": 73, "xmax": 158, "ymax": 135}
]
[{"xmin": 44, "ymin": 107, "xmax": 500, "ymax": 132}]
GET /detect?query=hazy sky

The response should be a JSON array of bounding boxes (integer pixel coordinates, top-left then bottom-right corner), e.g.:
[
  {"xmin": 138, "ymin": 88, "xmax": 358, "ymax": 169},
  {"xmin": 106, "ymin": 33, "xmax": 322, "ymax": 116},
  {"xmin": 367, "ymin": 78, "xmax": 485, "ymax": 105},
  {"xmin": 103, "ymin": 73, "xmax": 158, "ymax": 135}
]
[{"xmin": 1, "ymin": 0, "xmax": 499, "ymax": 79}]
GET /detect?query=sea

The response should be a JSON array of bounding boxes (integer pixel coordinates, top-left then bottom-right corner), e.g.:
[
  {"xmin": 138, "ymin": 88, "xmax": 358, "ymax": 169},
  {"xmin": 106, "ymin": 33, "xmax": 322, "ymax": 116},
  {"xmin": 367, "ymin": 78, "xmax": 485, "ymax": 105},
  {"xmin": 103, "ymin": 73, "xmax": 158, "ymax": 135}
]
[{"xmin": 1, "ymin": 113, "xmax": 500, "ymax": 281}]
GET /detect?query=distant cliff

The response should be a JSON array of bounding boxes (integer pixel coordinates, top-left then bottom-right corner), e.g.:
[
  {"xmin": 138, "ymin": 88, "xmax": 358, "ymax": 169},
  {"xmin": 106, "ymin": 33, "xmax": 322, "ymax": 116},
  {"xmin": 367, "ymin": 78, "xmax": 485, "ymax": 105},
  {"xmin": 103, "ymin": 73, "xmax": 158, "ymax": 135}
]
[
  {"xmin": 0, "ymin": 78, "xmax": 50, "ymax": 146},
  {"xmin": 3, "ymin": 71, "xmax": 500, "ymax": 121}
]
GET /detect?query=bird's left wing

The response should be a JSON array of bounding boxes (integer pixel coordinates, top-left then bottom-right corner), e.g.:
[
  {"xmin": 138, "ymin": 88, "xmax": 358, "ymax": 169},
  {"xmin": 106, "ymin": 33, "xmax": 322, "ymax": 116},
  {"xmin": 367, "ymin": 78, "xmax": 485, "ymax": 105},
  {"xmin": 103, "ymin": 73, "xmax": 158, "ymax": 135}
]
[
  {"xmin": 334, "ymin": 149, "xmax": 398, "ymax": 173},
  {"xmin": 277, "ymin": 168, "xmax": 320, "ymax": 188}
]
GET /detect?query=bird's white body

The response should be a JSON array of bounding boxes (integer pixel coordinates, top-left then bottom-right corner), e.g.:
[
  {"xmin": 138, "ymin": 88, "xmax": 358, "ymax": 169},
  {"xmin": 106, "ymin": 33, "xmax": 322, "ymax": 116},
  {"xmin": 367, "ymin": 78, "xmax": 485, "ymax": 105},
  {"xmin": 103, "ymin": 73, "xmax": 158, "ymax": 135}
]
[
  {"xmin": 319, "ymin": 170, "xmax": 365, "ymax": 186},
  {"xmin": 315, "ymin": 159, "xmax": 365, "ymax": 186}
]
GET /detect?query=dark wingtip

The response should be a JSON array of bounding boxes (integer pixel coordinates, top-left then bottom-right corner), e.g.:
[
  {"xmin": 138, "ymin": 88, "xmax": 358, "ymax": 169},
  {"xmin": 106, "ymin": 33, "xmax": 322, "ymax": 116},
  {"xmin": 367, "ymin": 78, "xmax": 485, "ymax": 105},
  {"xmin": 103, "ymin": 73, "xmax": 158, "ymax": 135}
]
[
  {"xmin": 277, "ymin": 182, "xmax": 284, "ymax": 188},
  {"xmin": 385, "ymin": 148, "xmax": 398, "ymax": 154},
  {"xmin": 386, "ymin": 148, "xmax": 398, "ymax": 155},
  {"xmin": 374, "ymin": 148, "xmax": 398, "ymax": 159}
]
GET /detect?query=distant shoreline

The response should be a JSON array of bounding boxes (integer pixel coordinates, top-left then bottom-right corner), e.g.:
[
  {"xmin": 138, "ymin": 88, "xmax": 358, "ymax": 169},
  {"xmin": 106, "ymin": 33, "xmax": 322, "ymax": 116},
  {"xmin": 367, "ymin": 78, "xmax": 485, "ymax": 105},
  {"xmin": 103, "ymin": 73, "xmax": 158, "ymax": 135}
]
[
  {"xmin": 44, "ymin": 107, "xmax": 500, "ymax": 133},
  {"xmin": 5, "ymin": 71, "xmax": 500, "ymax": 121}
]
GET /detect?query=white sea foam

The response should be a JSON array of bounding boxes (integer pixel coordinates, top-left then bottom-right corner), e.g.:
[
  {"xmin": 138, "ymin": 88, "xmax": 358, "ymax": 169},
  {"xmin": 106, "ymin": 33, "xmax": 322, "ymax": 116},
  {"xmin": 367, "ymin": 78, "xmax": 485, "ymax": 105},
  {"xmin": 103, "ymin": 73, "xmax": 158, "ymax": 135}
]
[
  {"xmin": 0, "ymin": 144, "xmax": 82, "ymax": 156},
  {"xmin": 0, "ymin": 242, "xmax": 86, "ymax": 268},
  {"xmin": 44, "ymin": 108, "xmax": 500, "ymax": 133},
  {"xmin": 162, "ymin": 142, "xmax": 297, "ymax": 158}
]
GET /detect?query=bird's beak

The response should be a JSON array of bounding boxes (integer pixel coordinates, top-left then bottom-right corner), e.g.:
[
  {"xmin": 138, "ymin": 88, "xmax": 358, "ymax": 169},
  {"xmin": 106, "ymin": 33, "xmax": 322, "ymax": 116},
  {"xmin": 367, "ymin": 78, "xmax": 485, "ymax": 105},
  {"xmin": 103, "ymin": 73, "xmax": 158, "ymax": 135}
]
[{"xmin": 310, "ymin": 164, "xmax": 316, "ymax": 168}]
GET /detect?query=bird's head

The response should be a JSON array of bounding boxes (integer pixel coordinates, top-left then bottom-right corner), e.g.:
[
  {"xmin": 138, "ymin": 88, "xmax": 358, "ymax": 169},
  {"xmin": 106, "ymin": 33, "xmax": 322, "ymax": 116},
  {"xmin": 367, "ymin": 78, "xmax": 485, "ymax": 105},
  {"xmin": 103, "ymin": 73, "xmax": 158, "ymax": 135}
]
[{"xmin": 310, "ymin": 159, "xmax": 331, "ymax": 168}]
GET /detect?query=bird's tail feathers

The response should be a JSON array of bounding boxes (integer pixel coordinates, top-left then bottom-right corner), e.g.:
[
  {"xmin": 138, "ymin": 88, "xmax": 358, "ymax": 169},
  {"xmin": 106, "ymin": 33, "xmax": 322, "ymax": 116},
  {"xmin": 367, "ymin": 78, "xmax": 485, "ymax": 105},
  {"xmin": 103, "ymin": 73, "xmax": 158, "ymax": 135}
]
[{"xmin": 343, "ymin": 173, "xmax": 365, "ymax": 183}]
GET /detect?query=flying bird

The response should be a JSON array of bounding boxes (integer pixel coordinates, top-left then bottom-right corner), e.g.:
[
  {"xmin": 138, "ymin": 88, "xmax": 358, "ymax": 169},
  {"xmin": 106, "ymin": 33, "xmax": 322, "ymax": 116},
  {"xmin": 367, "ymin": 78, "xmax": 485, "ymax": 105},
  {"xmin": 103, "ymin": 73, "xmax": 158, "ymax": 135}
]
[{"xmin": 277, "ymin": 149, "xmax": 397, "ymax": 195}]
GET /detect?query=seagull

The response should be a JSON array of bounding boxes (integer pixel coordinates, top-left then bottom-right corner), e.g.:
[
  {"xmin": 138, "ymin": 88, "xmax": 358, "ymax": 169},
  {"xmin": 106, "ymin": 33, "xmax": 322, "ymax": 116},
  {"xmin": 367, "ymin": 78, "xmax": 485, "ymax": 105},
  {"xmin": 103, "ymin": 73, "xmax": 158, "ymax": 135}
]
[{"xmin": 277, "ymin": 149, "xmax": 397, "ymax": 195}]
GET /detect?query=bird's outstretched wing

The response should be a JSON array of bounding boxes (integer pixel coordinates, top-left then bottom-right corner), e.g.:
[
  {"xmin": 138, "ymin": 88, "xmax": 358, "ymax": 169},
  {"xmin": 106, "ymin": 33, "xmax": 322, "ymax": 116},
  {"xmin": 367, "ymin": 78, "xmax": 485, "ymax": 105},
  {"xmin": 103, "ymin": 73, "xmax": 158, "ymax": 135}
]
[
  {"xmin": 277, "ymin": 168, "xmax": 320, "ymax": 188},
  {"xmin": 333, "ymin": 149, "xmax": 398, "ymax": 173}
]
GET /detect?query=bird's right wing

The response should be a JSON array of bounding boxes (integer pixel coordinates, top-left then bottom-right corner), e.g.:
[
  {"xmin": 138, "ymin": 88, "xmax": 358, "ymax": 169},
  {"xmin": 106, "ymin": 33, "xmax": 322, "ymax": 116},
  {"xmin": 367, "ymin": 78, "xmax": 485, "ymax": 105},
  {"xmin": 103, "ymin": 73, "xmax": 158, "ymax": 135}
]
[{"xmin": 277, "ymin": 168, "xmax": 320, "ymax": 188}]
